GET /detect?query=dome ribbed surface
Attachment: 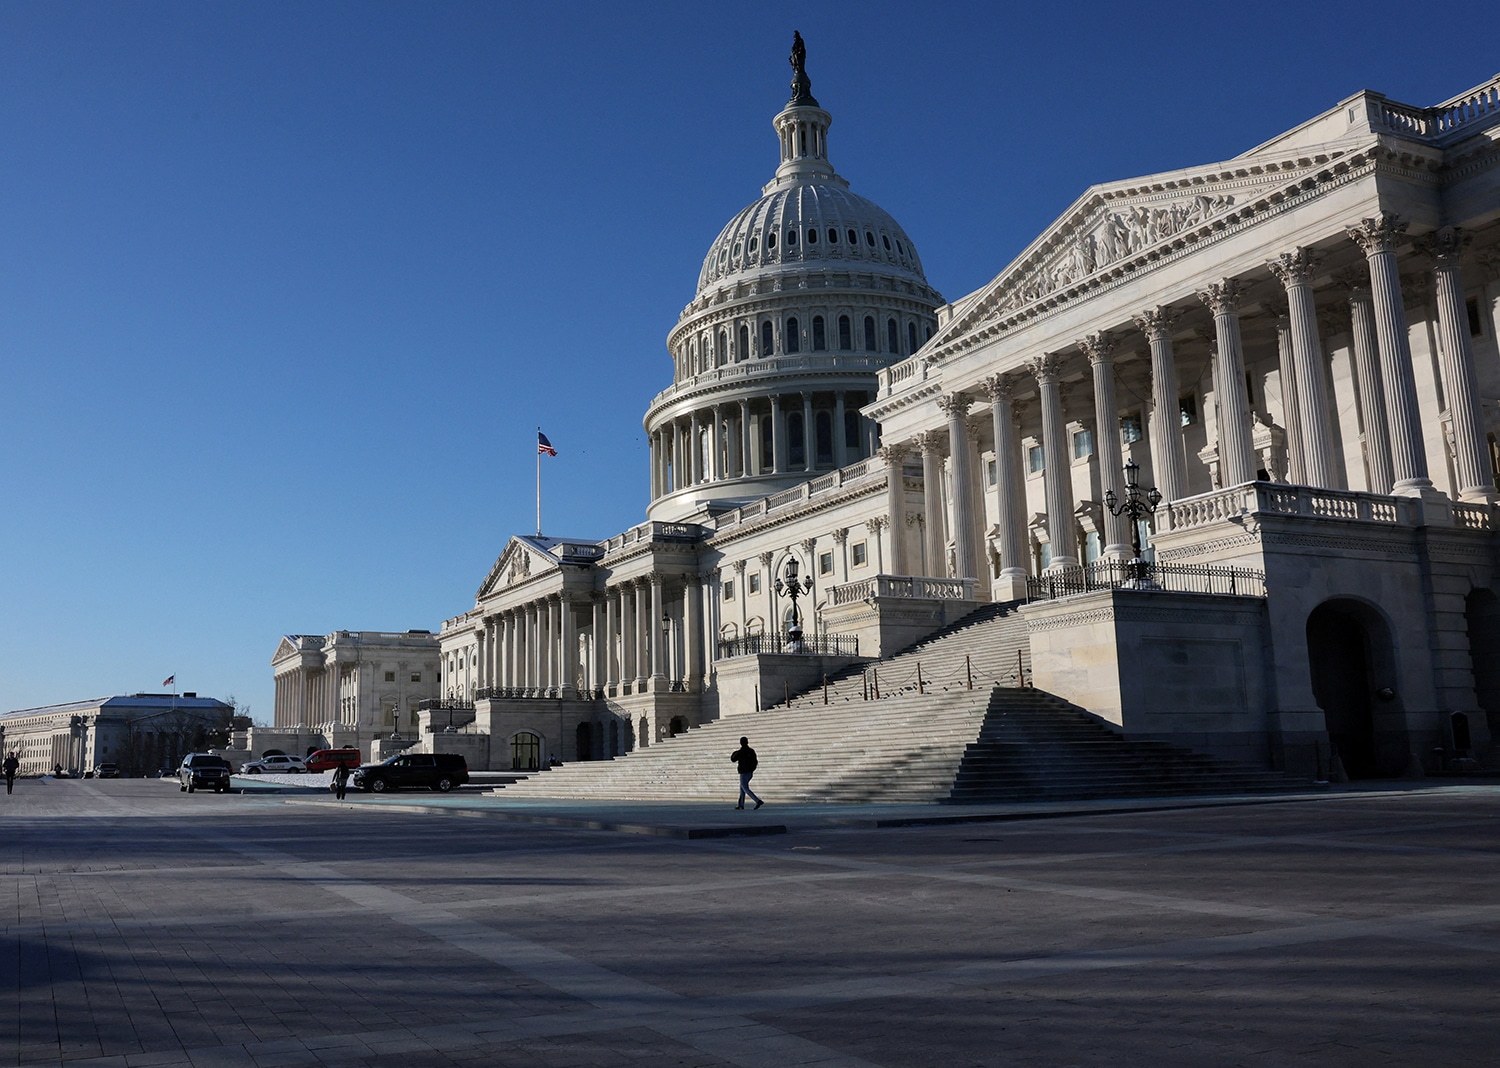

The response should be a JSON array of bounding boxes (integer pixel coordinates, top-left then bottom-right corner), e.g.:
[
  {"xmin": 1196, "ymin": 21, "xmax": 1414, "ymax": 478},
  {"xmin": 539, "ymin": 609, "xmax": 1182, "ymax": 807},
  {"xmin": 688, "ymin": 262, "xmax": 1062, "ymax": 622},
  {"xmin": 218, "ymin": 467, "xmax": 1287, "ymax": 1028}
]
[{"xmin": 697, "ymin": 183, "xmax": 929, "ymax": 296}]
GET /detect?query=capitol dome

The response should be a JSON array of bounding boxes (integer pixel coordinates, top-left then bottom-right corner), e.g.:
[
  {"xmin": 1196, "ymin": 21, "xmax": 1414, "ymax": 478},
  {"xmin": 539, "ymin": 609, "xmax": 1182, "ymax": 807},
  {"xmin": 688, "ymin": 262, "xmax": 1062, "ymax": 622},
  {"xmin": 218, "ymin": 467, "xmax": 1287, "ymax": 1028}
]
[
  {"xmin": 645, "ymin": 35, "xmax": 944, "ymax": 524},
  {"xmin": 696, "ymin": 184, "xmax": 931, "ymax": 297}
]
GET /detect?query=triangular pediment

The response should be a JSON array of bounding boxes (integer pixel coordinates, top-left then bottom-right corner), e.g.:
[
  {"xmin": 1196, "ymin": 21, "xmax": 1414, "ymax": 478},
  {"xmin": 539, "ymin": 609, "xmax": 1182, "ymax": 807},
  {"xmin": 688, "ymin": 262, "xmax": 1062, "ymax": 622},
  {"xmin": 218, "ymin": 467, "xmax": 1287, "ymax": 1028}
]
[
  {"xmin": 925, "ymin": 135, "xmax": 1377, "ymax": 356},
  {"xmin": 272, "ymin": 636, "xmax": 300, "ymax": 663},
  {"xmin": 476, "ymin": 536, "xmax": 562, "ymax": 599}
]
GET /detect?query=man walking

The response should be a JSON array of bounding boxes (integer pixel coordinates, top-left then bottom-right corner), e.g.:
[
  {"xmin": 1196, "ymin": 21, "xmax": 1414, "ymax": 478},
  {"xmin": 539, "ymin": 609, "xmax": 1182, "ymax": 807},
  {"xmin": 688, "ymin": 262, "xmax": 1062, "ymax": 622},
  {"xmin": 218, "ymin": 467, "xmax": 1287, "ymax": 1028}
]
[
  {"xmin": 4, "ymin": 752, "xmax": 18, "ymax": 795},
  {"xmin": 331, "ymin": 760, "xmax": 351, "ymax": 801},
  {"xmin": 730, "ymin": 736, "xmax": 763, "ymax": 810}
]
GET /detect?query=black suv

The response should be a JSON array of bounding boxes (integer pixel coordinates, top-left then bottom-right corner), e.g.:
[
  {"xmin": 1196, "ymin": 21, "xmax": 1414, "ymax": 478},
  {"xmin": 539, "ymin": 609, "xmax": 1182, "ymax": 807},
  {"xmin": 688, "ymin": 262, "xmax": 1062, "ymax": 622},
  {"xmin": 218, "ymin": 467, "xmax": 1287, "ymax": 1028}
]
[
  {"xmin": 178, "ymin": 753, "xmax": 232, "ymax": 794},
  {"xmin": 352, "ymin": 753, "xmax": 468, "ymax": 793}
]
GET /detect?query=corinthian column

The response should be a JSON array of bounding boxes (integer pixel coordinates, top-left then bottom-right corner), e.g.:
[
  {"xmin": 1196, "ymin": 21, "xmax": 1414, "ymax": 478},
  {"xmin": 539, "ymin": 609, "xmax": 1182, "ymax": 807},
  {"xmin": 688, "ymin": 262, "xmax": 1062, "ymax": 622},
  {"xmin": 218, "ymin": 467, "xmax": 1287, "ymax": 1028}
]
[
  {"xmin": 1197, "ymin": 280, "xmax": 1258, "ymax": 487},
  {"xmin": 1264, "ymin": 298, "xmax": 1306, "ymax": 484},
  {"xmin": 1348, "ymin": 212, "xmax": 1432, "ymax": 493},
  {"xmin": 917, "ymin": 429, "xmax": 947, "ymax": 576},
  {"xmin": 937, "ymin": 393, "xmax": 978, "ymax": 582},
  {"xmin": 650, "ymin": 575, "xmax": 666, "ymax": 681},
  {"xmin": 1079, "ymin": 332, "xmax": 1132, "ymax": 559},
  {"xmin": 1423, "ymin": 226, "xmax": 1496, "ymax": 502},
  {"xmin": 1344, "ymin": 283, "xmax": 1395, "ymax": 494},
  {"xmin": 982, "ymin": 374, "xmax": 1029, "ymax": 600},
  {"xmin": 877, "ymin": 442, "xmax": 911, "ymax": 574},
  {"xmin": 1029, "ymin": 354, "xmax": 1078, "ymax": 570},
  {"xmin": 688, "ymin": 411, "xmax": 703, "ymax": 486},
  {"xmin": 1267, "ymin": 251, "xmax": 1337, "ymax": 488},
  {"xmin": 1133, "ymin": 307, "xmax": 1188, "ymax": 502}
]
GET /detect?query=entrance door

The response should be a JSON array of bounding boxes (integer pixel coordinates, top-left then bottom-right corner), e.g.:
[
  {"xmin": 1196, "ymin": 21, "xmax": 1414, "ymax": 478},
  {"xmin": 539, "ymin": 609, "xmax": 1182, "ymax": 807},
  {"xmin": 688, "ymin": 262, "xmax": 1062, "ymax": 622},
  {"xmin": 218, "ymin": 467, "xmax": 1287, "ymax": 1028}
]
[
  {"xmin": 575, "ymin": 722, "xmax": 592, "ymax": 762},
  {"xmin": 1307, "ymin": 601, "xmax": 1382, "ymax": 778}
]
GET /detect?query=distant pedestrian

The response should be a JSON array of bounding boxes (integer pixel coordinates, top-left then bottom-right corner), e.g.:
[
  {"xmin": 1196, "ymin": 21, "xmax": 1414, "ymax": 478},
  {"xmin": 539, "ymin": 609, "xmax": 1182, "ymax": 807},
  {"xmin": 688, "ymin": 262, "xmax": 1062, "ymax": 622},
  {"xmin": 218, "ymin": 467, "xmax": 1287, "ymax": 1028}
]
[
  {"xmin": 730, "ymin": 736, "xmax": 763, "ymax": 809},
  {"xmin": 332, "ymin": 761, "xmax": 351, "ymax": 801},
  {"xmin": 3, "ymin": 752, "xmax": 18, "ymax": 795}
]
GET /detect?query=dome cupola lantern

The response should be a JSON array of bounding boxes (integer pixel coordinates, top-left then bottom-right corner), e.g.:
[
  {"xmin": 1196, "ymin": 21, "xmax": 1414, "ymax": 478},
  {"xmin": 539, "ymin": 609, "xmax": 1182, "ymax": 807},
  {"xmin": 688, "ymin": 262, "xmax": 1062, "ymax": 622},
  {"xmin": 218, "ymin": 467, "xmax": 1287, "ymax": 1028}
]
[{"xmin": 771, "ymin": 32, "xmax": 835, "ymax": 190}]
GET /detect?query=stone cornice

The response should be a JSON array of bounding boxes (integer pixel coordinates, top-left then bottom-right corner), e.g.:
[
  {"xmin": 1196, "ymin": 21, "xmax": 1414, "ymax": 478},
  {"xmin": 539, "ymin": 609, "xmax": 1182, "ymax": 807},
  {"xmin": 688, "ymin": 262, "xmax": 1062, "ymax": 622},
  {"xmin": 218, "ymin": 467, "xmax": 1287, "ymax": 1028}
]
[{"xmin": 705, "ymin": 477, "xmax": 884, "ymax": 550}]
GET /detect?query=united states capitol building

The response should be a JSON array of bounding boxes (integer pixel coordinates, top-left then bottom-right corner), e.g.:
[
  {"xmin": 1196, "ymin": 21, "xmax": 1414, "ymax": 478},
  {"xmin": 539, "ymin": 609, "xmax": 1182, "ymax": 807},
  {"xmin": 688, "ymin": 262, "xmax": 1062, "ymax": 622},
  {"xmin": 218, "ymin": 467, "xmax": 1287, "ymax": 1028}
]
[{"xmin": 274, "ymin": 41, "xmax": 1500, "ymax": 789}]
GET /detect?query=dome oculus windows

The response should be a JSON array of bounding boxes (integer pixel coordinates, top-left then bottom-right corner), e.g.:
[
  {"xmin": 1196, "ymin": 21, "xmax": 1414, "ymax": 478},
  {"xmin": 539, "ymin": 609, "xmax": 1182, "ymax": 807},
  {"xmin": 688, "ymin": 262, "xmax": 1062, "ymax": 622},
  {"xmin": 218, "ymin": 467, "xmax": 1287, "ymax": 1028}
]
[
  {"xmin": 828, "ymin": 228, "xmax": 838, "ymax": 243},
  {"xmin": 786, "ymin": 229, "xmax": 798, "ymax": 247},
  {"xmin": 865, "ymin": 231, "xmax": 875, "ymax": 247},
  {"xmin": 768, "ymin": 232, "xmax": 777, "ymax": 251},
  {"xmin": 848, "ymin": 228, "xmax": 858, "ymax": 244}
]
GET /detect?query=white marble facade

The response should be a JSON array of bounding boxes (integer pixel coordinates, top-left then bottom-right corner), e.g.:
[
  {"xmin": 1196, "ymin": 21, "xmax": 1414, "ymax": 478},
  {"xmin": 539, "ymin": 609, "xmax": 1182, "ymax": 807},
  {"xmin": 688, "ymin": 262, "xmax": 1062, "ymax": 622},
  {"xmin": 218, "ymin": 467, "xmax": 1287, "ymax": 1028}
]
[{"xmin": 364, "ymin": 47, "xmax": 1500, "ymax": 775}]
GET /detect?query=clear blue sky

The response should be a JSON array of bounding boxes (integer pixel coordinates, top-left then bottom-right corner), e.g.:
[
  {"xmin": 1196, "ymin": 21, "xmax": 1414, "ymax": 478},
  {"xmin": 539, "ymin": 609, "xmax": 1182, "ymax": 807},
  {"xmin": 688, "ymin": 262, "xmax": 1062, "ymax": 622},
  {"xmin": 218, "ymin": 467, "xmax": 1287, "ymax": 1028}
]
[{"xmin": 2, "ymin": 1, "xmax": 1494, "ymax": 721}]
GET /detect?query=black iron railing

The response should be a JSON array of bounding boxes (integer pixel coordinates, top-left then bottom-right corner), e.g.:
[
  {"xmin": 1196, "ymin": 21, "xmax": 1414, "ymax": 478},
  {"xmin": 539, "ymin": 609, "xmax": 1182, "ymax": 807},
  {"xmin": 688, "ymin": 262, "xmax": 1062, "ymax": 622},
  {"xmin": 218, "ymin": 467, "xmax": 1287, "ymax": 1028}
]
[
  {"xmin": 413, "ymin": 698, "xmax": 475, "ymax": 713},
  {"xmin": 716, "ymin": 633, "xmax": 860, "ymax": 659},
  {"xmin": 1026, "ymin": 559, "xmax": 1266, "ymax": 602}
]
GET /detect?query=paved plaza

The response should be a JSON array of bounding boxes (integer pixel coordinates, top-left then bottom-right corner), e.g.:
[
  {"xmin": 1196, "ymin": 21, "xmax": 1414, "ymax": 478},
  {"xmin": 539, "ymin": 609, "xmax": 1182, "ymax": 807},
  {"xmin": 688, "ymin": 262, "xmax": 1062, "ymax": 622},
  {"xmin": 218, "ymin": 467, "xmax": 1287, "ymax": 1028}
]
[{"xmin": 2, "ymin": 778, "xmax": 1498, "ymax": 1067}]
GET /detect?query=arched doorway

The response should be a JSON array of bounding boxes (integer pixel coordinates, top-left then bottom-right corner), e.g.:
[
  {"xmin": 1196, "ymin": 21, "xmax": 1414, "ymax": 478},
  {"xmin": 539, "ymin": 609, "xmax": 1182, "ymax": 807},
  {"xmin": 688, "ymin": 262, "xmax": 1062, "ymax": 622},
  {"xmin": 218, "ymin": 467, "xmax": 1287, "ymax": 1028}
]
[
  {"xmin": 510, "ymin": 732, "xmax": 540, "ymax": 772},
  {"xmin": 575, "ymin": 722, "xmax": 592, "ymax": 762},
  {"xmin": 1306, "ymin": 599, "xmax": 1405, "ymax": 778},
  {"xmin": 1465, "ymin": 588, "xmax": 1500, "ymax": 740},
  {"xmin": 668, "ymin": 716, "xmax": 686, "ymax": 738}
]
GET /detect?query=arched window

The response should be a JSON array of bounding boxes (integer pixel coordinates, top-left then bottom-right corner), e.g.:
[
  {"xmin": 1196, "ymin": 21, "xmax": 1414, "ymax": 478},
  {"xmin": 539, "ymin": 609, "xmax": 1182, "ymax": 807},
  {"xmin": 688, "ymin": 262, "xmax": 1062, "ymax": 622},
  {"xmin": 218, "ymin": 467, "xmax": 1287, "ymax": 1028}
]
[
  {"xmin": 812, "ymin": 316, "xmax": 826, "ymax": 351},
  {"xmin": 847, "ymin": 228, "xmax": 857, "ymax": 245},
  {"xmin": 761, "ymin": 414, "xmax": 774, "ymax": 469},
  {"xmin": 864, "ymin": 316, "xmax": 877, "ymax": 351},
  {"xmin": 888, "ymin": 318, "xmax": 900, "ymax": 355},
  {"xmin": 738, "ymin": 325, "xmax": 749, "ymax": 362},
  {"xmin": 786, "ymin": 317, "xmax": 801, "ymax": 354},
  {"xmin": 718, "ymin": 330, "xmax": 728, "ymax": 366},
  {"xmin": 828, "ymin": 228, "xmax": 838, "ymax": 243},
  {"xmin": 749, "ymin": 235, "xmax": 758, "ymax": 254},
  {"xmin": 838, "ymin": 315, "xmax": 852, "ymax": 350},
  {"xmin": 908, "ymin": 321, "xmax": 918, "ymax": 354},
  {"xmin": 761, "ymin": 320, "xmax": 774, "ymax": 356},
  {"xmin": 806, "ymin": 228, "xmax": 817, "ymax": 244},
  {"xmin": 767, "ymin": 231, "xmax": 777, "ymax": 251},
  {"xmin": 815, "ymin": 411, "xmax": 833, "ymax": 465},
  {"xmin": 788, "ymin": 412, "xmax": 806, "ymax": 467},
  {"xmin": 787, "ymin": 229, "xmax": 798, "ymax": 247},
  {"xmin": 845, "ymin": 409, "xmax": 862, "ymax": 452},
  {"xmin": 865, "ymin": 231, "xmax": 875, "ymax": 247}
]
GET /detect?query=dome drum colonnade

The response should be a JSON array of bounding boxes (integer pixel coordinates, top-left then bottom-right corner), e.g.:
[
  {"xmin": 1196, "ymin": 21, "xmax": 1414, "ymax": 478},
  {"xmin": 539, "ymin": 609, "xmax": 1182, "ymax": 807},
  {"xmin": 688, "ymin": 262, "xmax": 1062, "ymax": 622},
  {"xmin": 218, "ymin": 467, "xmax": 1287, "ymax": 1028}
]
[{"xmin": 870, "ymin": 210, "xmax": 1497, "ymax": 600}]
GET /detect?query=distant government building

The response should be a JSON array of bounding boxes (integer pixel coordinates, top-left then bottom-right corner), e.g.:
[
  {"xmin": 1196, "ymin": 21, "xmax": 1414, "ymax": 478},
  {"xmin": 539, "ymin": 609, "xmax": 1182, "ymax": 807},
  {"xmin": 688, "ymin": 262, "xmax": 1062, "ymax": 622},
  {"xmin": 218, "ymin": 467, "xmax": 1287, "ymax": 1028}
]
[
  {"xmin": 0, "ymin": 694, "xmax": 231, "ymax": 777},
  {"xmin": 272, "ymin": 39, "xmax": 1500, "ymax": 787}
]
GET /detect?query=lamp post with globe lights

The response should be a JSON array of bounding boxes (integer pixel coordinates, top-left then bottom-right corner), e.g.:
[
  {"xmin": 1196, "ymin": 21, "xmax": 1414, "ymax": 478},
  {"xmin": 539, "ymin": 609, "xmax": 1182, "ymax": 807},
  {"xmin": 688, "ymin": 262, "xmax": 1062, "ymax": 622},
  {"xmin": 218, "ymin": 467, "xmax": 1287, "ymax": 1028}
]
[
  {"xmin": 774, "ymin": 554, "xmax": 814, "ymax": 649},
  {"xmin": 1104, "ymin": 460, "xmax": 1162, "ymax": 588}
]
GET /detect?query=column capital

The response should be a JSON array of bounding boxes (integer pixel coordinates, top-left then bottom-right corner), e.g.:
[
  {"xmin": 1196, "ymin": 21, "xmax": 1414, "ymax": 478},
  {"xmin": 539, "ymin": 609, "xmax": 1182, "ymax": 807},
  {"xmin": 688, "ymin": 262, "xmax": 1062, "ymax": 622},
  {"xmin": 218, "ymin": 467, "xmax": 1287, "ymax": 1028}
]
[
  {"xmin": 758, "ymin": 550, "xmax": 775, "ymax": 567},
  {"xmin": 1197, "ymin": 277, "xmax": 1246, "ymax": 313},
  {"xmin": 831, "ymin": 527, "xmax": 849, "ymax": 545},
  {"xmin": 1331, "ymin": 267, "xmax": 1372, "ymax": 302},
  {"xmin": 935, "ymin": 391, "xmax": 970, "ymax": 417},
  {"xmin": 876, "ymin": 442, "xmax": 909, "ymax": 466},
  {"xmin": 1416, "ymin": 225, "xmax": 1471, "ymax": 267},
  {"xmin": 799, "ymin": 536, "xmax": 818, "ymax": 554},
  {"xmin": 1077, "ymin": 331, "xmax": 1115, "ymax": 366},
  {"xmin": 915, "ymin": 428, "xmax": 946, "ymax": 456},
  {"xmin": 1267, "ymin": 249, "xmax": 1319, "ymax": 288},
  {"xmin": 979, "ymin": 373, "xmax": 1017, "ymax": 402},
  {"xmin": 1026, "ymin": 352, "xmax": 1061, "ymax": 384},
  {"xmin": 732, "ymin": 559, "xmax": 746, "ymax": 576},
  {"xmin": 1133, "ymin": 306, "xmax": 1179, "ymax": 341},
  {"xmin": 1346, "ymin": 211, "xmax": 1407, "ymax": 256},
  {"xmin": 866, "ymin": 514, "xmax": 888, "ymax": 534}
]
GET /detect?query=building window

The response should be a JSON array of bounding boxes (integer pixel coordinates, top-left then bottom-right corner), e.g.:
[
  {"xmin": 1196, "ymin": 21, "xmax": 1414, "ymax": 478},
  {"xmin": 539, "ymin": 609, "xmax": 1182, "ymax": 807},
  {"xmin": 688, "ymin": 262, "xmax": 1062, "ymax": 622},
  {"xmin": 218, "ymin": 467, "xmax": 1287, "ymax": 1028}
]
[
  {"xmin": 806, "ymin": 228, "xmax": 817, "ymax": 244},
  {"xmin": 761, "ymin": 414, "xmax": 774, "ymax": 468},
  {"xmin": 882, "ymin": 234, "xmax": 892, "ymax": 250},
  {"xmin": 761, "ymin": 320, "xmax": 774, "ymax": 356},
  {"xmin": 767, "ymin": 231, "xmax": 777, "ymax": 251},
  {"xmin": 1468, "ymin": 296, "xmax": 1484, "ymax": 337},
  {"xmin": 1072, "ymin": 428, "xmax": 1094, "ymax": 460},
  {"xmin": 816, "ymin": 411, "xmax": 833, "ymax": 464},
  {"xmin": 838, "ymin": 315, "xmax": 852, "ymax": 350},
  {"xmin": 410, "ymin": 673, "xmax": 421, "ymax": 683},
  {"xmin": 786, "ymin": 228, "xmax": 798, "ymax": 247},
  {"xmin": 812, "ymin": 315, "xmax": 826, "ymax": 351},
  {"xmin": 739, "ymin": 324, "xmax": 749, "ymax": 361},
  {"xmin": 1027, "ymin": 444, "xmax": 1044, "ymax": 474},
  {"xmin": 385, "ymin": 671, "xmax": 396, "ymax": 682},
  {"xmin": 866, "ymin": 230, "xmax": 875, "ymax": 246},
  {"xmin": 848, "ymin": 228, "xmax": 858, "ymax": 244},
  {"xmin": 749, "ymin": 235, "xmax": 759, "ymax": 254},
  {"xmin": 819, "ymin": 551, "xmax": 834, "ymax": 575},
  {"xmin": 723, "ymin": 579, "xmax": 735, "ymax": 602},
  {"xmin": 986, "ymin": 458, "xmax": 997, "ymax": 486},
  {"xmin": 788, "ymin": 412, "xmax": 806, "ymax": 466},
  {"xmin": 864, "ymin": 315, "xmax": 877, "ymax": 351},
  {"xmin": 748, "ymin": 572, "xmax": 761, "ymax": 594},
  {"xmin": 718, "ymin": 329, "xmax": 728, "ymax": 366},
  {"xmin": 852, "ymin": 542, "xmax": 868, "ymax": 567},
  {"xmin": 1180, "ymin": 394, "xmax": 1198, "ymax": 426},
  {"xmin": 828, "ymin": 227, "xmax": 838, "ymax": 243},
  {"xmin": 908, "ymin": 321, "xmax": 918, "ymax": 354},
  {"xmin": 1121, "ymin": 413, "xmax": 1143, "ymax": 444},
  {"xmin": 845, "ymin": 409, "xmax": 861, "ymax": 450},
  {"xmin": 786, "ymin": 317, "xmax": 800, "ymax": 353},
  {"xmin": 887, "ymin": 318, "xmax": 900, "ymax": 355}
]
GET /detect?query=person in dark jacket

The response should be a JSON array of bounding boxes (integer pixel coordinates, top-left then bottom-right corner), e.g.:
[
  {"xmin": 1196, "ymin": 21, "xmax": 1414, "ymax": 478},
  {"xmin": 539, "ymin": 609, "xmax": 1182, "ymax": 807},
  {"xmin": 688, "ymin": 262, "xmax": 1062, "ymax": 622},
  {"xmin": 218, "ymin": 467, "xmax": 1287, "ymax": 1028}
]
[
  {"xmin": 331, "ymin": 760, "xmax": 351, "ymax": 801},
  {"xmin": 730, "ymin": 737, "xmax": 763, "ymax": 809},
  {"xmin": 4, "ymin": 752, "xmax": 18, "ymax": 794}
]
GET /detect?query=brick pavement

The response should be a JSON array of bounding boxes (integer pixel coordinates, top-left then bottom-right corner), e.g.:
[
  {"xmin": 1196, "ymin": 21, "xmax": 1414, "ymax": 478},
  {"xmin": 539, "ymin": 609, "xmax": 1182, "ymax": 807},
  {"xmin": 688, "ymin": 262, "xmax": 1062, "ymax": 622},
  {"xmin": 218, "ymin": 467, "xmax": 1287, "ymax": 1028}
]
[{"xmin": 2, "ymin": 776, "xmax": 1498, "ymax": 1066}]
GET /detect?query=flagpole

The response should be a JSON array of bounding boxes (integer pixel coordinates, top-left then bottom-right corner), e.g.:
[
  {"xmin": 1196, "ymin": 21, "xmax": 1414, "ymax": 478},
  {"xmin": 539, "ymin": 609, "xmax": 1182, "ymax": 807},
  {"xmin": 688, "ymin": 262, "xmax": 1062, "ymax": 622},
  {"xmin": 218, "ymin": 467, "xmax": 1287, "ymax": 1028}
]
[{"xmin": 536, "ymin": 426, "xmax": 542, "ymax": 537}]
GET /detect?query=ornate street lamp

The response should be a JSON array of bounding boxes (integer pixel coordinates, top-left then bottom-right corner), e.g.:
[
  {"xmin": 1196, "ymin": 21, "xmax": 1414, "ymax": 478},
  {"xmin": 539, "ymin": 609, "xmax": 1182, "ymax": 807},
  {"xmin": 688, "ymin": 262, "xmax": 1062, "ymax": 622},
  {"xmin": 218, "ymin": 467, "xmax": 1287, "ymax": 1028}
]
[
  {"xmin": 1104, "ymin": 459, "xmax": 1162, "ymax": 588},
  {"xmin": 774, "ymin": 554, "xmax": 814, "ymax": 646}
]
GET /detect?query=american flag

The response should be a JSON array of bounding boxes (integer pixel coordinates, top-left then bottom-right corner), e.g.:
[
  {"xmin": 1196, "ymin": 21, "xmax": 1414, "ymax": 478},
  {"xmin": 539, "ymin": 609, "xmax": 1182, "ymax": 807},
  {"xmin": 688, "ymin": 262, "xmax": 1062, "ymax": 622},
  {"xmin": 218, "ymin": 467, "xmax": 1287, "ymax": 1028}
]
[
  {"xmin": 162, "ymin": 675, "xmax": 175, "ymax": 687},
  {"xmin": 537, "ymin": 431, "xmax": 557, "ymax": 457}
]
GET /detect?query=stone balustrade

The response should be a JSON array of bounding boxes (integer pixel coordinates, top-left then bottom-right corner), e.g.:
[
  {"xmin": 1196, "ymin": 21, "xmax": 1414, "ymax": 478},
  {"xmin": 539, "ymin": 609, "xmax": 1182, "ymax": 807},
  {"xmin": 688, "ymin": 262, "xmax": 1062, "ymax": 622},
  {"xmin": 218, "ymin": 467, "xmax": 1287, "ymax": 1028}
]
[
  {"xmin": 881, "ymin": 358, "xmax": 927, "ymax": 395},
  {"xmin": 1163, "ymin": 481, "xmax": 1500, "ymax": 534},
  {"xmin": 649, "ymin": 353, "xmax": 887, "ymax": 407},
  {"xmin": 1373, "ymin": 74, "xmax": 1500, "ymax": 141},
  {"xmin": 712, "ymin": 457, "xmax": 883, "ymax": 535},
  {"xmin": 831, "ymin": 574, "xmax": 976, "ymax": 606}
]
